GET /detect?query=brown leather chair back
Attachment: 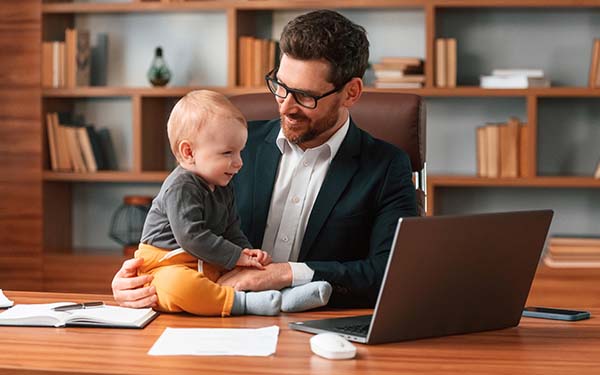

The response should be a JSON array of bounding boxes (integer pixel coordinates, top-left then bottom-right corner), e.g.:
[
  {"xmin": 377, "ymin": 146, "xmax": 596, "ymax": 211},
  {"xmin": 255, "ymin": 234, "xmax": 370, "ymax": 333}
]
[{"xmin": 229, "ymin": 92, "xmax": 427, "ymax": 215}]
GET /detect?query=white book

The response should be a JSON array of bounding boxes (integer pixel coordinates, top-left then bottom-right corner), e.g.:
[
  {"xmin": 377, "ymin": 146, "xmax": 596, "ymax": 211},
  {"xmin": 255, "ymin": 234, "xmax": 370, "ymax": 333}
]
[
  {"xmin": 480, "ymin": 75, "xmax": 550, "ymax": 89},
  {"xmin": 374, "ymin": 81, "xmax": 422, "ymax": 89},
  {"xmin": 374, "ymin": 70, "xmax": 405, "ymax": 80},
  {"xmin": 491, "ymin": 69, "xmax": 545, "ymax": 78},
  {"xmin": 0, "ymin": 302, "xmax": 158, "ymax": 328}
]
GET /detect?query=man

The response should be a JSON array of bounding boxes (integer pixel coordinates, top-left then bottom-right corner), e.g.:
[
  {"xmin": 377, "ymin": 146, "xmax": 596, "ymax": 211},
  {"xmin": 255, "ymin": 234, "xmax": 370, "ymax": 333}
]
[{"xmin": 112, "ymin": 9, "xmax": 417, "ymax": 308}]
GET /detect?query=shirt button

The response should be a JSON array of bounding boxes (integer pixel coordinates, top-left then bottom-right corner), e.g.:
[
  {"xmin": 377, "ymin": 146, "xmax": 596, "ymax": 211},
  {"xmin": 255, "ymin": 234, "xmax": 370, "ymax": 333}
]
[
  {"xmin": 292, "ymin": 196, "xmax": 300, "ymax": 204},
  {"xmin": 282, "ymin": 236, "xmax": 289, "ymax": 242},
  {"xmin": 303, "ymin": 160, "xmax": 309, "ymax": 167}
]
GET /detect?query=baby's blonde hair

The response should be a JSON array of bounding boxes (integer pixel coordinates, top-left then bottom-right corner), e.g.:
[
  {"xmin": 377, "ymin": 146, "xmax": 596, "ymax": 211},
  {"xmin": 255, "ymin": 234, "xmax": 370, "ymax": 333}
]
[{"xmin": 167, "ymin": 90, "xmax": 246, "ymax": 162}]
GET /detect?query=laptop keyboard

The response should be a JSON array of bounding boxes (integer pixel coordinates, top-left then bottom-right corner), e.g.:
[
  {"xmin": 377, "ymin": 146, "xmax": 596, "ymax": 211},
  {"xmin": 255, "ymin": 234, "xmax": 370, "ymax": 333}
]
[{"xmin": 336, "ymin": 323, "xmax": 369, "ymax": 336}]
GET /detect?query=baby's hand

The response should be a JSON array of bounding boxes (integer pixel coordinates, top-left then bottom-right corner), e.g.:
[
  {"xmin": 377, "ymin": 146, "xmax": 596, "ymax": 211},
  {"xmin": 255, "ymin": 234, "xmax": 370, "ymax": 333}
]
[{"xmin": 236, "ymin": 249, "xmax": 272, "ymax": 269}]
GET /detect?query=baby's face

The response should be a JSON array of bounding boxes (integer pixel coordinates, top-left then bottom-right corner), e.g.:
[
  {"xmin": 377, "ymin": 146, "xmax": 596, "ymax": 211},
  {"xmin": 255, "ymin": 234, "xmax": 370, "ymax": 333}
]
[{"xmin": 189, "ymin": 119, "xmax": 247, "ymax": 190}]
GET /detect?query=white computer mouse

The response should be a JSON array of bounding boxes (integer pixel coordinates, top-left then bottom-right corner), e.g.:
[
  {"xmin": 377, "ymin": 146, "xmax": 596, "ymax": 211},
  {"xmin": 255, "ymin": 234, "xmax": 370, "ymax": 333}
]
[{"xmin": 310, "ymin": 333, "xmax": 357, "ymax": 360}]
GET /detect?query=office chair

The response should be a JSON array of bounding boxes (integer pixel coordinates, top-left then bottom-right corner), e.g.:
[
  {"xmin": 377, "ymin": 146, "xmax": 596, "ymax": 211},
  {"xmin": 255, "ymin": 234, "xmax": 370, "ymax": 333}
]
[{"xmin": 229, "ymin": 92, "xmax": 427, "ymax": 215}]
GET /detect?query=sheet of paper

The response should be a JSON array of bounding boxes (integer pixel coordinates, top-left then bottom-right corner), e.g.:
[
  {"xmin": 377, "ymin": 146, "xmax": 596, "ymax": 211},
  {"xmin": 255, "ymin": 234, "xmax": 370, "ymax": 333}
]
[
  {"xmin": 0, "ymin": 290, "xmax": 14, "ymax": 308},
  {"xmin": 148, "ymin": 325, "xmax": 279, "ymax": 356}
]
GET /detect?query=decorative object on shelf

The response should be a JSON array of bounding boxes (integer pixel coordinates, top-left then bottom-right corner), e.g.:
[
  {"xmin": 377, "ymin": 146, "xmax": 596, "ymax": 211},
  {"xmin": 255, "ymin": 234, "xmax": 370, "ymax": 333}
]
[
  {"xmin": 109, "ymin": 195, "xmax": 153, "ymax": 257},
  {"xmin": 147, "ymin": 46, "xmax": 171, "ymax": 87}
]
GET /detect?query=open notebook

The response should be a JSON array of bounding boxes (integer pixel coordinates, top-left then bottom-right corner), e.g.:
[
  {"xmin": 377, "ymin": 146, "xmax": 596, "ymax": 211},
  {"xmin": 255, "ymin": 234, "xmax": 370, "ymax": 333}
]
[{"xmin": 0, "ymin": 302, "xmax": 158, "ymax": 328}]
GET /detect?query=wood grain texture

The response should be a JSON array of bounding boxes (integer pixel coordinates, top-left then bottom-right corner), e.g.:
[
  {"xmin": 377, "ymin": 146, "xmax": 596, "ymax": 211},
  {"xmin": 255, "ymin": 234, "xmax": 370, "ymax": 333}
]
[
  {"xmin": 0, "ymin": 0, "xmax": 43, "ymax": 290},
  {"xmin": 43, "ymin": 252, "xmax": 126, "ymax": 294},
  {"xmin": 1, "ymin": 268, "xmax": 599, "ymax": 375}
]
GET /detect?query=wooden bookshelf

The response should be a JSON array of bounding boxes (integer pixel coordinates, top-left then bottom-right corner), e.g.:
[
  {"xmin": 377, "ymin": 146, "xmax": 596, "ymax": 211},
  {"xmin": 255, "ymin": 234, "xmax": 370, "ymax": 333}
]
[{"xmin": 0, "ymin": 0, "xmax": 598, "ymax": 292}]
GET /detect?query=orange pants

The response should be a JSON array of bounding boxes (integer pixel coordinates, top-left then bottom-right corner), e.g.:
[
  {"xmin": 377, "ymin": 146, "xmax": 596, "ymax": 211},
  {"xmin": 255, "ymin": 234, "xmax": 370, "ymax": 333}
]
[{"xmin": 135, "ymin": 243, "xmax": 235, "ymax": 317}]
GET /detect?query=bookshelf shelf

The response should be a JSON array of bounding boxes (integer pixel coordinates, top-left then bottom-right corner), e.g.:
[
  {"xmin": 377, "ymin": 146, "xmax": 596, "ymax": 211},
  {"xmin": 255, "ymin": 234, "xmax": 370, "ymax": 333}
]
[
  {"xmin": 42, "ymin": 2, "xmax": 228, "ymax": 14},
  {"xmin": 429, "ymin": 175, "xmax": 600, "ymax": 188},
  {"xmin": 42, "ymin": 86, "xmax": 268, "ymax": 98},
  {"xmin": 43, "ymin": 171, "xmax": 168, "ymax": 183}
]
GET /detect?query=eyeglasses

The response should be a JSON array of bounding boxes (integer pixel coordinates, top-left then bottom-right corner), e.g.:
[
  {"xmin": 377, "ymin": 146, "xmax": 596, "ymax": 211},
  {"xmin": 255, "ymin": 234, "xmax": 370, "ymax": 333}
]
[{"xmin": 264, "ymin": 69, "xmax": 345, "ymax": 109}]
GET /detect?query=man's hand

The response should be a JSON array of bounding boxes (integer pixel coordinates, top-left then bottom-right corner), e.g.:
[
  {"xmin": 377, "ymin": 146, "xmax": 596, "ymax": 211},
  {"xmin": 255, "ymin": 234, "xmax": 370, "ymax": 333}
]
[
  {"xmin": 111, "ymin": 258, "xmax": 158, "ymax": 308},
  {"xmin": 217, "ymin": 262, "xmax": 292, "ymax": 291}
]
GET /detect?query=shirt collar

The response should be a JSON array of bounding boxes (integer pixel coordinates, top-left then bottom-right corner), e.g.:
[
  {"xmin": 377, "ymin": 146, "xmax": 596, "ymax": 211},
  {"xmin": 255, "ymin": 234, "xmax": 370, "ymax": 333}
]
[{"xmin": 275, "ymin": 114, "xmax": 350, "ymax": 163}]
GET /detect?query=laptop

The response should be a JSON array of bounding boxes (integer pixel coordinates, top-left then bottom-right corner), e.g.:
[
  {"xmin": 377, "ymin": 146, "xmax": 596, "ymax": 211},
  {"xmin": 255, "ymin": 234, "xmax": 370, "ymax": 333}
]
[{"xmin": 289, "ymin": 210, "xmax": 553, "ymax": 344}]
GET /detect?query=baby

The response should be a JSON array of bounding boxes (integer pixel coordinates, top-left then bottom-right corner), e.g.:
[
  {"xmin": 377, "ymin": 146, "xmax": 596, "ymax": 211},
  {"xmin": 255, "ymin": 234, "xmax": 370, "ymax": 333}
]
[{"xmin": 135, "ymin": 90, "xmax": 331, "ymax": 316}]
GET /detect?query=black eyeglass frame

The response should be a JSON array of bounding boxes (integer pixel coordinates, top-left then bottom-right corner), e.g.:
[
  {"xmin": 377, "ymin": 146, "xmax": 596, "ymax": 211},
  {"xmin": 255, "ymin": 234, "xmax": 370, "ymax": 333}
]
[{"xmin": 264, "ymin": 68, "xmax": 346, "ymax": 109}]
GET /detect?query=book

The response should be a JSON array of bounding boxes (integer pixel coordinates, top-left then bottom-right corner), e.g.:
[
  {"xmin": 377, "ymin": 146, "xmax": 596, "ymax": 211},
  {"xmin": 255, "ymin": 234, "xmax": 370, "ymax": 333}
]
[
  {"xmin": 46, "ymin": 112, "xmax": 59, "ymax": 171},
  {"xmin": 589, "ymin": 39, "xmax": 600, "ymax": 88},
  {"xmin": 0, "ymin": 302, "xmax": 158, "ymax": 328},
  {"xmin": 491, "ymin": 69, "xmax": 544, "ymax": 78},
  {"xmin": 435, "ymin": 38, "xmax": 447, "ymax": 87},
  {"xmin": 485, "ymin": 124, "xmax": 500, "ymax": 178},
  {"xmin": 499, "ymin": 117, "xmax": 520, "ymax": 178},
  {"xmin": 380, "ymin": 56, "xmax": 423, "ymax": 67},
  {"xmin": 476, "ymin": 126, "xmax": 488, "ymax": 177},
  {"xmin": 446, "ymin": 38, "xmax": 457, "ymax": 88},
  {"xmin": 544, "ymin": 236, "xmax": 600, "ymax": 268},
  {"xmin": 86, "ymin": 125, "xmax": 107, "ymax": 170},
  {"xmin": 97, "ymin": 127, "xmax": 119, "ymax": 170},
  {"xmin": 480, "ymin": 75, "xmax": 550, "ymax": 89},
  {"xmin": 519, "ymin": 124, "xmax": 530, "ymax": 178},
  {"xmin": 373, "ymin": 81, "xmax": 422, "ymax": 89}
]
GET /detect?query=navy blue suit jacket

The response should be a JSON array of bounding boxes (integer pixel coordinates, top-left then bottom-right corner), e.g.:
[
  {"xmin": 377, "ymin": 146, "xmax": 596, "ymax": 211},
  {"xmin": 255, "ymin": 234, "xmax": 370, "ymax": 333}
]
[{"xmin": 233, "ymin": 118, "xmax": 417, "ymax": 307}]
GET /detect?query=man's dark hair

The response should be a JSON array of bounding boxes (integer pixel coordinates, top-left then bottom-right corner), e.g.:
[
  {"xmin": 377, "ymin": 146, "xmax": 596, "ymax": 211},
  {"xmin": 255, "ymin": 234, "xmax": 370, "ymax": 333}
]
[{"xmin": 280, "ymin": 10, "xmax": 370, "ymax": 88}]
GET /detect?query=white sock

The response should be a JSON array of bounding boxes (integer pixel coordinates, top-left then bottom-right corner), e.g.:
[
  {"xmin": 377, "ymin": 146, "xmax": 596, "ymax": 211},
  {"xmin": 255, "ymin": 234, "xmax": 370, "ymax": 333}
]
[
  {"xmin": 281, "ymin": 281, "xmax": 332, "ymax": 312},
  {"xmin": 231, "ymin": 290, "xmax": 281, "ymax": 316}
]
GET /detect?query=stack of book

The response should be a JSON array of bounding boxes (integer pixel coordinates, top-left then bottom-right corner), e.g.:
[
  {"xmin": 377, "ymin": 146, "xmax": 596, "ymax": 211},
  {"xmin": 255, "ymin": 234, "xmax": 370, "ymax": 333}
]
[
  {"xmin": 589, "ymin": 39, "xmax": 600, "ymax": 88},
  {"xmin": 476, "ymin": 117, "xmax": 529, "ymax": 178},
  {"xmin": 372, "ymin": 57, "xmax": 424, "ymax": 89},
  {"xmin": 544, "ymin": 236, "xmax": 600, "ymax": 268},
  {"xmin": 42, "ymin": 28, "xmax": 90, "ymax": 88},
  {"xmin": 480, "ymin": 69, "xmax": 550, "ymax": 89},
  {"xmin": 435, "ymin": 38, "xmax": 457, "ymax": 88},
  {"xmin": 45, "ymin": 112, "xmax": 117, "ymax": 173},
  {"xmin": 238, "ymin": 36, "xmax": 278, "ymax": 87}
]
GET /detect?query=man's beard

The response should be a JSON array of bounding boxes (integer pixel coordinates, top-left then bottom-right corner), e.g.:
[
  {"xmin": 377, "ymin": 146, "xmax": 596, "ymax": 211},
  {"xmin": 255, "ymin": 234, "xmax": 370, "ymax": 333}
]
[{"xmin": 281, "ymin": 107, "xmax": 339, "ymax": 146}]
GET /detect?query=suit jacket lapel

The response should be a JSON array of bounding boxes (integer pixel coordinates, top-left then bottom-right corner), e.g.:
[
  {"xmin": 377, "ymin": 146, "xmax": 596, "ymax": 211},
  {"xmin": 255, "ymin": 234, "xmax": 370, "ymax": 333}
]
[
  {"xmin": 298, "ymin": 120, "xmax": 361, "ymax": 260},
  {"xmin": 251, "ymin": 122, "xmax": 281, "ymax": 247}
]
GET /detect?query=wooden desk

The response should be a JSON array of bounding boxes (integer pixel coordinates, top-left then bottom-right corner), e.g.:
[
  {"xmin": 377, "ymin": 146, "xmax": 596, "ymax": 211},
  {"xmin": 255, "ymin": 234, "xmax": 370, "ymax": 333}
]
[{"xmin": 1, "ymin": 267, "xmax": 599, "ymax": 375}]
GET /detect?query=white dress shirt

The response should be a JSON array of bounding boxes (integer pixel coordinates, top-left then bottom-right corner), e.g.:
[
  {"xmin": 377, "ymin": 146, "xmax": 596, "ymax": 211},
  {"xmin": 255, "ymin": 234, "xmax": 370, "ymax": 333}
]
[{"xmin": 261, "ymin": 115, "xmax": 350, "ymax": 286}]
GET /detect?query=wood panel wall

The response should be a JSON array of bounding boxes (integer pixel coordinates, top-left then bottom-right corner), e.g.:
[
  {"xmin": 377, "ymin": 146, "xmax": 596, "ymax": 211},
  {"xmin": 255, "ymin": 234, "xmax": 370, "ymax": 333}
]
[{"xmin": 0, "ymin": 1, "xmax": 43, "ymax": 290}]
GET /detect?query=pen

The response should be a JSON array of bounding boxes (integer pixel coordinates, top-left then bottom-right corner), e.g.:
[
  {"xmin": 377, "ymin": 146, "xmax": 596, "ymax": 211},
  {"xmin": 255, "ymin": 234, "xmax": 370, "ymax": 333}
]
[{"xmin": 53, "ymin": 302, "xmax": 105, "ymax": 312}]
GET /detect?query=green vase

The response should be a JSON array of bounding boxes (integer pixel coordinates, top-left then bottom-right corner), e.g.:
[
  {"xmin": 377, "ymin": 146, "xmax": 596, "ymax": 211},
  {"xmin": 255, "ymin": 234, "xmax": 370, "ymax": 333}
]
[{"xmin": 147, "ymin": 46, "xmax": 171, "ymax": 87}]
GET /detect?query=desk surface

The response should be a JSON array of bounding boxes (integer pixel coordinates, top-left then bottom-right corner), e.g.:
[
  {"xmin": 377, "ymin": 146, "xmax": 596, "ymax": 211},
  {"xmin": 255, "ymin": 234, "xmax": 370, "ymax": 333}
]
[{"xmin": 1, "ymin": 267, "xmax": 599, "ymax": 375}]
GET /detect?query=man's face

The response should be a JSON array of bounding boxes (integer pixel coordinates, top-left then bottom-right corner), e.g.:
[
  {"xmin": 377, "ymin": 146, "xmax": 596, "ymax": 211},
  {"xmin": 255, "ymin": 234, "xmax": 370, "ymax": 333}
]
[{"xmin": 275, "ymin": 54, "xmax": 346, "ymax": 149}]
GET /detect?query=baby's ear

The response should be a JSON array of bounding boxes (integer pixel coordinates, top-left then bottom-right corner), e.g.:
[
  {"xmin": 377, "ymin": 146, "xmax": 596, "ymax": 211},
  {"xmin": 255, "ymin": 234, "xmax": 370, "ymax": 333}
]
[{"xmin": 178, "ymin": 140, "xmax": 194, "ymax": 163}]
